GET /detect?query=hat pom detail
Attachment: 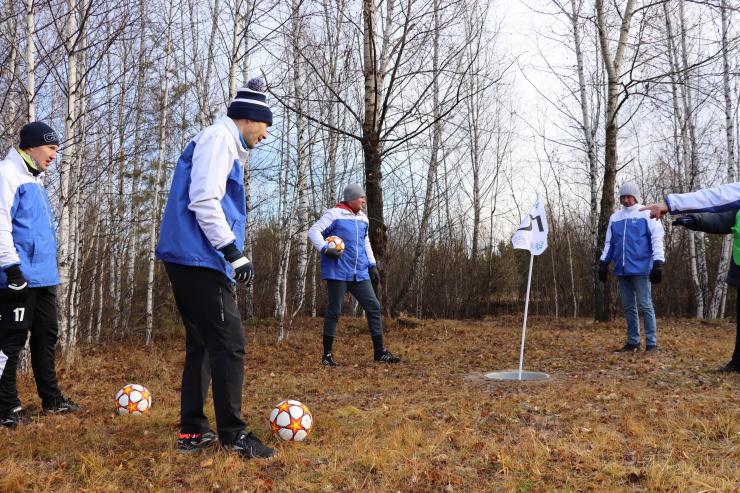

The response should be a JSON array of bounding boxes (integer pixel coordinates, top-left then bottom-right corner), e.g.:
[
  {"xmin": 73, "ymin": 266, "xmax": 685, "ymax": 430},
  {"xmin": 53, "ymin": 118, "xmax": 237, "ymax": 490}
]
[{"xmin": 247, "ymin": 78, "xmax": 266, "ymax": 92}]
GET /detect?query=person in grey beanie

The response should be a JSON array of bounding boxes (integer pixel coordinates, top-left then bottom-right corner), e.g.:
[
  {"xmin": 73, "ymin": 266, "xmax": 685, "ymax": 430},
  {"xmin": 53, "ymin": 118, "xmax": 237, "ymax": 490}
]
[
  {"xmin": 598, "ymin": 182, "xmax": 665, "ymax": 352},
  {"xmin": 307, "ymin": 184, "xmax": 401, "ymax": 366}
]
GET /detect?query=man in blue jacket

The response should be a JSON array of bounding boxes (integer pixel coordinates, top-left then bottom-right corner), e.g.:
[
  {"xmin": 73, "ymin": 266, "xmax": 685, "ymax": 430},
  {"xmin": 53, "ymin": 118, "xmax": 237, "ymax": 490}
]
[
  {"xmin": 156, "ymin": 78, "xmax": 274, "ymax": 459},
  {"xmin": 0, "ymin": 122, "xmax": 79, "ymax": 428},
  {"xmin": 308, "ymin": 184, "xmax": 400, "ymax": 366},
  {"xmin": 598, "ymin": 182, "xmax": 665, "ymax": 352}
]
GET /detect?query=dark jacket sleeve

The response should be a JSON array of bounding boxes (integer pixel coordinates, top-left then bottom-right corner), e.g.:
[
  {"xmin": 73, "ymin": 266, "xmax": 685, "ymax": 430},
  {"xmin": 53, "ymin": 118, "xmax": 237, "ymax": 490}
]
[{"xmin": 682, "ymin": 209, "xmax": 738, "ymax": 235}]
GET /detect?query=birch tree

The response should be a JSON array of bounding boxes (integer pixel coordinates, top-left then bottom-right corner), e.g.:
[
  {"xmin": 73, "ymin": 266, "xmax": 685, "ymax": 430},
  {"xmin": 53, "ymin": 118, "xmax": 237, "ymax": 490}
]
[
  {"xmin": 594, "ymin": 0, "xmax": 636, "ymax": 322},
  {"xmin": 145, "ymin": 0, "xmax": 175, "ymax": 344}
]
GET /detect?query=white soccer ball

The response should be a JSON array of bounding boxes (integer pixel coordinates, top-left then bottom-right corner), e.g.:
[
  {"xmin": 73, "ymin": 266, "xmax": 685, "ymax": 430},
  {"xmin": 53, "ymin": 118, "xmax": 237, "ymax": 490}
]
[
  {"xmin": 325, "ymin": 236, "xmax": 345, "ymax": 252},
  {"xmin": 269, "ymin": 399, "xmax": 313, "ymax": 441},
  {"xmin": 115, "ymin": 383, "xmax": 152, "ymax": 416}
]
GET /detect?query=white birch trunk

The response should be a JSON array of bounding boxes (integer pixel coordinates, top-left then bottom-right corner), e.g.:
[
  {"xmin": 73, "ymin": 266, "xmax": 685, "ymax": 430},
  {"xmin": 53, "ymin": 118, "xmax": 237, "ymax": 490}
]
[
  {"xmin": 274, "ymin": 109, "xmax": 293, "ymax": 340},
  {"xmin": 123, "ymin": 1, "xmax": 148, "ymax": 331},
  {"xmin": 708, "ymin": 0, "xmax": 736, "ymax": 319},
  {"xmin": 145, "ymin": 1, "xmax": 174, "ymax": 344},
  {"xmin": 25, "ymin": 0, "xmax": 35, "ymax": 121},
  {"xmin": 58, "ymin": 0, "xmax": 79, "ymax": 354},
  {"xmin": 66, "ymin": 41, "xmax": 88, "ymax": 360},
  {"xmin": 3, "ymin": 3, "xmax": 19, "ymax": 131},
  {"xmin": 290, "ymin": 0, "xmax": 310, "ymax": 319}
]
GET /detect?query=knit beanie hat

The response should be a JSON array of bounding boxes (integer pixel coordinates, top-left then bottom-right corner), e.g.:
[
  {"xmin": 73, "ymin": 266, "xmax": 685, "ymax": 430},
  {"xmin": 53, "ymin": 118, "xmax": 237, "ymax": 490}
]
[
  {"xmin": 343, "ymin": 184, "xmax": 366, "ymax": 202},
  {"xmin": 618, "ymin": 181, "xmax": 640, "ymax": 201},
  {"xmin": 19, "ymin": 121, "xmax": 60, "ymax": 149},
  {"xmin": 227, "ymin": 78, "xmax": 273, "ymax": 126}
]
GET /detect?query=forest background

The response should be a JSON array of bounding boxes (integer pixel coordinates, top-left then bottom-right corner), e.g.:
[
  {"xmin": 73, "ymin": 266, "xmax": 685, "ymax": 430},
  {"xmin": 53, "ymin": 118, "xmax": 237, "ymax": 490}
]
[{"xmin": 0, "ymin": 0, "xmax": 739, "ymax": 355}]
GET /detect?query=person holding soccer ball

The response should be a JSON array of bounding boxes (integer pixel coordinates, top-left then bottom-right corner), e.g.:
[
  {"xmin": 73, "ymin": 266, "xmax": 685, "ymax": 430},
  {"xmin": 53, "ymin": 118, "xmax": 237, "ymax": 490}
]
[
  {"xmin": 642, "ymin": 183, "xmax": 740, "ymax": 373},
  {"xmin": 0, "ymin": 122, "xmax": 80, "ymax": 428},
  {"xmin": 156, "ymin": 78, "xmax": 275, "ymax": 459},
  {"xmin": 308, "ymin": 184, "xmax": 401, "ymax": 367}
]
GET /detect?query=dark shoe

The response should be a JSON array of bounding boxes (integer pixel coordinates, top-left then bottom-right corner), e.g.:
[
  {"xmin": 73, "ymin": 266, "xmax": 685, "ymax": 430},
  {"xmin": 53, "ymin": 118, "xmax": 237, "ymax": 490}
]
[
  {"xmin": 718, "ymin": 360, "xmax": 740, "ymax": 373},
  {"xmin": 226, "ymin": 431, "xmax": 276, "ymax": 459},
  {"xmin": 42, "ymin": 397, "xmax": 81, "ymax": 414},
  {"xmin": 374, "ymin": 350, "xmax": 401, "ymax": 363},
  {"xmin": 0, "ymin": 406, "xmax": 30, "ymax": 428},
  {"xmin": 177, "ymin": 430, "xmax": 217, "ymax": 453},
  {"xmin": 645, "ymin": 345, "xmax": 659, "ymax": 352},
  {"xmin": 615, "ymin": 343, "xmax": 640, "ymax": 353},
  {"xmin": 321, "ymin": 352, "xmax": 339, "ymax": 367}
]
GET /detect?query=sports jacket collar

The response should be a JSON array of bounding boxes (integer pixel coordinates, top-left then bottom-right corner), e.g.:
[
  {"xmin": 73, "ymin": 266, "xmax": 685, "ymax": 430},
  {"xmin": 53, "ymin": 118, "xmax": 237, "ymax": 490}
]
[
  {"xmin": 5, "ymin": 147, "xmax": 36, "ymax": 178},
  {"xmin": 219, "ymin": 116, "xmax": 249, "ymax": 161},
  {"xmin": 335, "ymin": 202, "xmax": 359, "ymax": 214}
]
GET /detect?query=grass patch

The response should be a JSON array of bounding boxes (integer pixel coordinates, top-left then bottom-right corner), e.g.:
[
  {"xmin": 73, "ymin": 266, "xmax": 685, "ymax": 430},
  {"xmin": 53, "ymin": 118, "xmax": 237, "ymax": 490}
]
[{"xmin": 1, "ymin": 316, "xmax": 738, "ymax": 492}]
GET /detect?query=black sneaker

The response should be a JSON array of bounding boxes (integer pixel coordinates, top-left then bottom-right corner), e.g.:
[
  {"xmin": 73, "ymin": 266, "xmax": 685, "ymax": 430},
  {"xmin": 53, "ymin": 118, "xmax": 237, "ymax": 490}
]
[
  {"xmin": 718, "ymin": 360, "xmax": 740, "ymax": 373},
  {"xmin": 226, "ymin": 431, "xmax": 276, "ymax": 459},
  {"xmin": 615, "ymin": 343, "xmax": 640, "ymax": 353},
  {"xmin": 177, "ymin": 430, "xmax": 217, "ymax": 453},
  {"xmin": 42, "ymin": 397, "xmax": 81, "ymax": 414},
  {"xmin": 645, "ymin": 345, "xmax": 659, "ymax": 352},
  {"xmin": 321, "ymin": 352, "xmax": 339, "ymax": 367},
  {"xmin": 0, "ymin": 406, "xmax": 30, "ymax": 428},
  {"xmin": 374, "ymin": 350, "xmax": 401, "ymax": 363}
]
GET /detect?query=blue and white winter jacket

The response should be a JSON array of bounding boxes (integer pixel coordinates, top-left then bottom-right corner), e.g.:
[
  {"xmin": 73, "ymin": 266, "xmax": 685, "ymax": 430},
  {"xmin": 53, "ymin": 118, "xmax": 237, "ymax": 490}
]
[
  {"xmin": 0, "ymin": 148, "xmax": 59, "ymax": 288},
  {"xmin": 600, "ymin": 204, "xmax": 665, "ymax": 276},
  {"xmin": 665, "ymin": 182, "xmax": 740, "ymax": 214},
  {"xmin": 156, "ymin": 117, "xmax": 248, "ymax": 281},
  {"xmin": 308, "ymin": 203, "xmax": 377, "ymax": 281}
]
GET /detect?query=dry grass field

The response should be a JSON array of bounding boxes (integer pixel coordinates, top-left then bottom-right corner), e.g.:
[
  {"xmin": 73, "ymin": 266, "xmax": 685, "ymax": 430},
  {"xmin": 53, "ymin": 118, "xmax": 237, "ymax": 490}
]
[{"xmin": 0, "ymin": 316, "xmax": 738, "ymax": 492}]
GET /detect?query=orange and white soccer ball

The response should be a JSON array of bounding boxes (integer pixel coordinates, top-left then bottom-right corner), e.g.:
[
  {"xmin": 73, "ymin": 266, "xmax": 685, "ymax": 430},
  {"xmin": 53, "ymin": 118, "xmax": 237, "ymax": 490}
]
[
  {"xmin": 269, "ymin": 399, "xmax": 313, "ymax": 441},
  {"xmin": 325, "ymin": 236, "xmax": 345, "ymax": 252},
  {"xmin": 115, "ymin": 384, "xmax": 152, "ymax": 416}
]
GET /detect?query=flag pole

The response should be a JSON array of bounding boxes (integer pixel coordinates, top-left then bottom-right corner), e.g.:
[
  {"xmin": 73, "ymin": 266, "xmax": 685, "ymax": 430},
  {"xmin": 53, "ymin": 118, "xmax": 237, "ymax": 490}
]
[{"xmin": 518, "ymin": 251, "xmax": 535, "ymax": 380}]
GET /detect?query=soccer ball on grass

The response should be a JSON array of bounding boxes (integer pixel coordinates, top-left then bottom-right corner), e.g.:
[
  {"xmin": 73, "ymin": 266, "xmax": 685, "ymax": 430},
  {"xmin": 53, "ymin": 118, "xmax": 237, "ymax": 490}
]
[
  {"xmin": 269, "ymin": 399, "xmax": 313, "ymax": 441},
  {"xmin": 115, "ymin": 384, "xmax": 152, "ymax": 416}
]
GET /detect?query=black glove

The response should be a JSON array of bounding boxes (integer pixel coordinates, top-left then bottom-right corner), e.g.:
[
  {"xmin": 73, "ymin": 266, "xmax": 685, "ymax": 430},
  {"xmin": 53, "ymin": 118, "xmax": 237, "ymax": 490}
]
[
  {"xmin": 672, "ymin": 216, "xmax": 696, "ymax": 228},
  {"xmin": 369, "ymin": 265, "xmax": 380, "ymax": 284},
  {"xmin": 219, "ymin": 242, "xmax": 254, "ymax": 285},
  {"xmin": 4, "ymin": 265, "xmax": 28, "ymax": 301},
  {"xmin": 597, "ymin": 261, "xmax": 608, "ymax": 283},
  {"xmin": 322, "ymin": 245, "xmax": 343, "ymax": 260},
  {"xmin": 649, "ymin": 260, "xmax": 663, "ymax": 284}
]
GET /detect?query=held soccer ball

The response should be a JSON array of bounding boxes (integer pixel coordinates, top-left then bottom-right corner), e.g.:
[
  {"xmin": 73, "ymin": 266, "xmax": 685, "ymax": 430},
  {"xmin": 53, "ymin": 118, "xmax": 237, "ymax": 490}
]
[
  {"xmin": 325, "ymin": 236, "xmax": 345, "ymax": 252},
  {"xmin": 115, "ymin": 384, "xmax": 152, "ymax": 416},
  {"xmin": 269, "ymin": 399, "xmax": 313, "ymax": 441}
]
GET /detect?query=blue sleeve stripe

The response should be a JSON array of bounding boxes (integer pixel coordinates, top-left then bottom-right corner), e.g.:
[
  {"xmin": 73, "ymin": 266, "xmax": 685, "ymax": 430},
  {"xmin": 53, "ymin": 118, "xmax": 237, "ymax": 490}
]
[{"xmin": 673, "ymin": 199, "xmax": 740, "ymax": 214}]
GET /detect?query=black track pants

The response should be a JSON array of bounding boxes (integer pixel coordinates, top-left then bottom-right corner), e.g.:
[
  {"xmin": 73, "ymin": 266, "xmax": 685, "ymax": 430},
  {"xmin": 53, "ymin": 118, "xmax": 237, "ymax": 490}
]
[
  {"xmin": 0, "ymin": 286, "xmax": 63, "ymax": 415},
  {"xmin": 165, "ymin": 262, "xmax": 246, "ymax": 445}
]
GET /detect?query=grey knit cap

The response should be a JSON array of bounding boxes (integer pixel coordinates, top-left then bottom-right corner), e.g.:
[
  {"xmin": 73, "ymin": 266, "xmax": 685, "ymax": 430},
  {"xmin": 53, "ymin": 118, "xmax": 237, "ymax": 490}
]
[
  {"xmin": 618, "ymin": 182, "xmax": 640, "ymax": 201},
  {"xmin": 343, "ymin": 184, "xmax": 365, "ymax": 201}
]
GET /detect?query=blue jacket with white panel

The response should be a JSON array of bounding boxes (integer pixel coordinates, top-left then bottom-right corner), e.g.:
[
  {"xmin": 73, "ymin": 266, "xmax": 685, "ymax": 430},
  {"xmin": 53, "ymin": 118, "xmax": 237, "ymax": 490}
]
[
  {"xmin": 308, "ymin": 203, "xmax": 377, "ymax": 281},
  {"xmin": 0, "ymin": 147, "xmax": 59, "ymax": 288},
  {"xmin": 600, "ymin": 203, "xmax": 665, "ymax": 277},
  {"xmin": 156, "ymin": 116, "xmax": 248, "ymax": 282}
]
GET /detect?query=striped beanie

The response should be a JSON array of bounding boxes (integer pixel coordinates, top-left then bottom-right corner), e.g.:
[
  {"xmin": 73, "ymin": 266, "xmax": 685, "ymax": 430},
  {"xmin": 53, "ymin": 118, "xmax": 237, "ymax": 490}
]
[{"xmin": 227, "ymin": 78, "xmax": 273, "ymax": 126}]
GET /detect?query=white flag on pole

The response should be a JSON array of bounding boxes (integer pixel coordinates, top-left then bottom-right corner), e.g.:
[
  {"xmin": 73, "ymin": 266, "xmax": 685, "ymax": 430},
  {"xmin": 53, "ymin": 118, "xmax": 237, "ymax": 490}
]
[{"xmin": 512, "ymin": 193, "xmax": 549, "ymax": 256}]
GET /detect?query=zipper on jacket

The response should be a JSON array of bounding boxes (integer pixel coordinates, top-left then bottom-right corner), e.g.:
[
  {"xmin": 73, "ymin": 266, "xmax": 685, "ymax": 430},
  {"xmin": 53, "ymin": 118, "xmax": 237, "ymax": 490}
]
[
  {"xmin": 622, "ymin": 217, "xmax": 627, "ymax": 275},
  {"xmin": 354, "ymin": 217, "xmax": 359, "ymax": 279},
  {"xmin": 37, "ymin": 180, "xmax": 54, "ymax": 230}
]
